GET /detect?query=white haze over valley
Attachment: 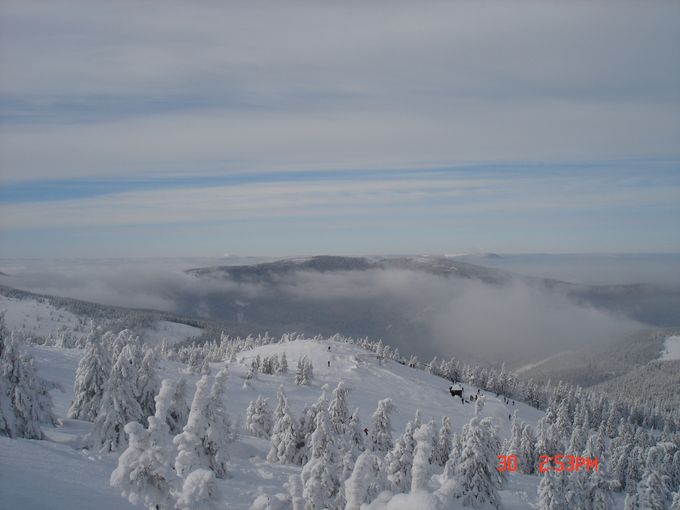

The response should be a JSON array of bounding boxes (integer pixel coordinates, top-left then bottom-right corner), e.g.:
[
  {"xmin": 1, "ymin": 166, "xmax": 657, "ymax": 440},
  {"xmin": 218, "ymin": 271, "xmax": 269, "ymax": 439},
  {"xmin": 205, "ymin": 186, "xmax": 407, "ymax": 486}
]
[{"xmin": 0, "ymin": 256, "xmax": 647, "ymax": 362}]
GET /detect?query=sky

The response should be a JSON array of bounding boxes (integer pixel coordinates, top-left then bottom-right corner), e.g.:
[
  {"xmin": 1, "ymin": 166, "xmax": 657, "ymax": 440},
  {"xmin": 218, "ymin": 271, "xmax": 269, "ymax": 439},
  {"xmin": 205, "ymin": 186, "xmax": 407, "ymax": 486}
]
[{"xmin": 1, "ymin": 0, "xmax": 679, "ymax": 258}]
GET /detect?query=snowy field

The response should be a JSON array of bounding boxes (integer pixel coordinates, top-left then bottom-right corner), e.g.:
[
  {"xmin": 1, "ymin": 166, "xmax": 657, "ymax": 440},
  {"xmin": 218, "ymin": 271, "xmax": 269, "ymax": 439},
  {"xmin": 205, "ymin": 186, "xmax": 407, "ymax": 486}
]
[
  {"xmin": 660, "ymin": 335, "xmax": 680, "ymax": 361},
  {"xmin": 1, "ymin": 338, "xmax": 548, "ymax": 509},
  {"xmin": 0, "ymin": 294, "xmax": 82, "ymax": 338}
]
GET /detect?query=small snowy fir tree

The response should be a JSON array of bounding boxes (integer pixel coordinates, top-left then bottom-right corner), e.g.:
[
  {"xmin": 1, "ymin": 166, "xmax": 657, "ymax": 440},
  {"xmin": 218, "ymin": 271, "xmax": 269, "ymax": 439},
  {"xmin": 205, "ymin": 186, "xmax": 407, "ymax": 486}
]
[
  {"xmin": 90, "ymin": 343, "xmax": 143, "ymax": 452},
  {"xmin": 455, "ymin": 415, "xmax": 503, "ymax": 509},
  {"xmin": 111, "ymin": 416, "xmax": 175, "ymax": 510},
  {"xmin": 348, "ymin": 408, "xmax": 366, "ymax": 454},
  {"xmin": 369, "ymin": 398, "xmax": 394, "ymax": 455},
  {"xmin": 538, "ymin": 470, "xmax": 569, "ymax": 510},
  {"xmin": 0, "ymin": 333, "xmax": 55, "ymax": 439},
  {"xmin": 297, "ymin": 385, "xmax": 330, "ymax": 465},
  {"xmin": 432, "ymin": 416, "xmax": 452, "ymax": 467},
  {"xmin": 246, "ymin": 395, "xmax": 273, "ymax": 439},
  {"xmin": 136, "ymin": 348, "xmax": 161, "ymax": 421},
  {"xmin": 287, "ymin": 474, "xmax": 304, "ymax": 510},
  {"xmin": 277, "ymin": 353, "xmax": 288, "ymax": 374},
  {"xmin": 174, "ymin": 376, "xmax": 212, "ymax": 477},
  {"xmin": 301, "ymin": 407, "xmax": 341, "ymax": 510},
  {"xmin": 68, "ymin": 330, "xmax": 111, "ymax": 421},
  {"xmin": 411, "ymin": 422, "xmax": 435, "ymax": 492},
  {"xmin": 345, "ymin": 451, "xmax": 383, "ymax": 510},
  {"xmin": 203, "ymin": 368, "xmax": 231, "ymax": 478},
  {"xmin": 267, "ymin": 385, "xmax": 298, "ymax": 464},
  {"xmin": 328, "ymin": 380, "xmax": 350, "ymax": 436},
  {"xmin": 295, "ymin": 356, "xmax": 313, "ymax": 385},
  {"xmin": 110, "ymin": 387, "xmax": 177, "ymax": 510},
  {"xmin": 385, "ymin": 419, "xmax": 416, "ymax": 492},
  {"xmin": 166, "ymin": 377, "xmax": 190, "ymax": 435},
  {"xmin": 174, "ymin": 468, "xmax": 220, "ymax": 510}
]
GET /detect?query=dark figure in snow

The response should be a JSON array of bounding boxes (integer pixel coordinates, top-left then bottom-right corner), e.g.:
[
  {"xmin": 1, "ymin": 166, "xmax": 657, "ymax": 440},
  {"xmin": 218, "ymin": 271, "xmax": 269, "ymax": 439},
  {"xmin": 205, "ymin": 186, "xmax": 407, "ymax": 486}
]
[
  {"xmin": 327, "ymin": 360, "xmax": 331, "ymax": 368},
  {"xmin": 328, "ymin": 346, "xmax": 331, "ymax": 352},
  {"xmin": 512, "ymin": 401, "xmax": 515, "ymax": 406},
  {"xmin": 508, "ymin": 414, "xmax": 511, "ymax": 421},
  {"xmin": 363, "ymin": 427, "xmax": 369, "ymax": 436},
  {"xmin": 460, "ymin": 397, "xmax": 464, "ymax": 404},
  {"xmin": 477, "ymin": 389, "xmax": 480, "ymax": 395}
]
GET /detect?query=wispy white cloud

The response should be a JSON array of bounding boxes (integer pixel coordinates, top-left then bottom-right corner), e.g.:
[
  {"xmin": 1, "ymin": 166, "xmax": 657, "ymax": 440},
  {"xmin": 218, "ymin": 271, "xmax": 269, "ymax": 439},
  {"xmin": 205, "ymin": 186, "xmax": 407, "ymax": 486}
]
[{"xmin": 1, "ymin": 0, "xmax": 679, "ymax": 182}]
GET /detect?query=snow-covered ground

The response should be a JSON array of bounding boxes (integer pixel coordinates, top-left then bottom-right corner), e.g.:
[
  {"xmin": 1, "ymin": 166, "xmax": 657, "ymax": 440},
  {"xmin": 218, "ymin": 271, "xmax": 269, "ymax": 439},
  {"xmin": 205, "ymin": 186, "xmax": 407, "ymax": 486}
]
[
  {"xmin": 1, "ymin": 338, "xmax": 546, "ymax": 509},
  {"xmin": 0, "ymin": 294, "xmax": 82, "ymax": 338},
  {"xmin": 659, "ymin": 335, "xmax": 680, "ymax": 361}
]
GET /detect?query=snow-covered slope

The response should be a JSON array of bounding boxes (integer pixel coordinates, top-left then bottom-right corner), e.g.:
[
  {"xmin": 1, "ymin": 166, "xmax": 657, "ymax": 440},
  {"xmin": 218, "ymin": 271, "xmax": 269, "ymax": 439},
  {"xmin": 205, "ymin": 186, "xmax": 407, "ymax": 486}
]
[
  {"xmin": 660, "ymin": 335, "xmax": 680, "ymax": 361},
  {"xmin": 1, "ymin": 338, "xmax": 545, "ymax": 509}
]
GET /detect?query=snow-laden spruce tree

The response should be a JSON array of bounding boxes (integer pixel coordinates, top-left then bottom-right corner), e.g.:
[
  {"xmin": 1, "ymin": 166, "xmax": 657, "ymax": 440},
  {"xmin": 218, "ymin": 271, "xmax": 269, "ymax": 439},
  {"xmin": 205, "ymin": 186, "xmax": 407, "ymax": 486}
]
[
  {"xmin": 348, "ymin": 408, "xmax": 366, "ymax": 454},
  {"xmin": 454, "ymin": 415, "xmax": 503, "ymax": 509},
  {"xmin": 295, "ymin": 356, "xmax": 313, "ymax": 385},
  {"xmin": 411, "ymin": 422, "xmax": 435, "ymax": 493},
  {"xmin": 297, "ymin": 385, "xmax": 330, "ymax": 465},
  {"xmin": 175, "ymin": 468, "xmax": 220, "ymax": 510},
  {"xmin": 345, "ymin": 450, "xmax": 383, "ymax": 510},
  {"xmin": 432, "ymin": 416, "xmax": 452, "ymax": 467},
  {"xmin": 519, "ymin": 423, "xmax": 537, "ymax": 474},
  {"xmin": 110, "ymin": 415, "xmax": 176, "ymax": 510},
  {"xmin": 165, "ymin": 377, "xmax": 190, "ymax": 435},
  {"xmin": 278, "ymin": 353, "xmax": 288, "ymax": 374},
  {"xmin": 68, "ymin": 330, "xmax": 111, "ymax": 421},
  {"xmin": 137, "ymin": 348, "xmax": 160, "ymax": 421},
  {"xmin": 537, "ymin": 470, "xmax": 569, "ymax": 510},
  {"xmin": 671, "ymin": 491, "xmax": 680, "ymax": 510},
  {"xmin": 0, "ymin": 332, "xmax": 55, "ymax": 439},
  {"xmin": 246, "ymin": 395, "xmax": 273, "ymax": 439},
  {"xmin": 267, "ymin": 385, "xmax": 298, "ymax": 464},
  {"xmin": 301, "ymin": 407, "xmax": 341, "ymax": 510},
  {"xmin": 385, "ymin": 419, "xmax": 417, "ymax": 492},
  {"xmin": 369, "ymin": 398, "xmax": 394, "ymax": 455},
  {"xmin": 174, "ymin": 375, "xmax": 211, "ymax": 477},
  {"xmin": 328, "ymin": 380, "xmax": 350, "ymax": 436},
  {"xmin": 90, "ymin": 343, "xmax": 143, "ymax": 452},
  {"xmin": 203, "ymin": 367, "xmax": 231, "ymax": 478}
]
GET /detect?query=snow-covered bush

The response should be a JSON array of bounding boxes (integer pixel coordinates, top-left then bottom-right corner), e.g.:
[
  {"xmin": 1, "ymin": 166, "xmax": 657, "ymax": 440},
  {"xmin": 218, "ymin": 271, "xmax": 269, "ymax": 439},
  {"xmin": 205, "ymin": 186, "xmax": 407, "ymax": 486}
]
[{"xmin": 246, "ymin": 395, "xmax": 273, "ymax": 439}]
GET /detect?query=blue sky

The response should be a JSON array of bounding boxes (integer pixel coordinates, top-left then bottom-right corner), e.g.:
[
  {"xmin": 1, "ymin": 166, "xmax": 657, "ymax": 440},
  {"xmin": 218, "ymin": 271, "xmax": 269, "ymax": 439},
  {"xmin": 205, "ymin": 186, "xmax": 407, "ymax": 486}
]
[{"xmin": 1, "ymin": 0, "xmax": 679, "ymax": 258}]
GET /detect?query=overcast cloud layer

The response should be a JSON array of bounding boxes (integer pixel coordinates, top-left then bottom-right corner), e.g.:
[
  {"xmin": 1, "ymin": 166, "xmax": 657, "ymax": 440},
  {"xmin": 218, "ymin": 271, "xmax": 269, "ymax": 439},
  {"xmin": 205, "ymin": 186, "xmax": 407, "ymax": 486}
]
[{"xmin": 1, "ymin": 1, "xmax": 679, "ymax": 256}]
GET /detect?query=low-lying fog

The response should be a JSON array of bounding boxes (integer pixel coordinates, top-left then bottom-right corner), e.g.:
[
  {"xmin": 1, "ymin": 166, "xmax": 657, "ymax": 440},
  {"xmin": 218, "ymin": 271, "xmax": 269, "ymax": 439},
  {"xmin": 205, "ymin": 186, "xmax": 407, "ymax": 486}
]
[{"xmin": 2, "ymin": 254, "xmax": 678, "ymax": 364}]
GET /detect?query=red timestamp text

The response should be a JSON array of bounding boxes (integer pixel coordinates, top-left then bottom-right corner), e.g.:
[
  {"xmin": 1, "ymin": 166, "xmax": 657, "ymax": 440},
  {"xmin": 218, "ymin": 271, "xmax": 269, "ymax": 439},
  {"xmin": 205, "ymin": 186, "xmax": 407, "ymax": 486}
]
[{"xmin": 497, "ymin": 454, "xmax": 599, "ymax": 473}]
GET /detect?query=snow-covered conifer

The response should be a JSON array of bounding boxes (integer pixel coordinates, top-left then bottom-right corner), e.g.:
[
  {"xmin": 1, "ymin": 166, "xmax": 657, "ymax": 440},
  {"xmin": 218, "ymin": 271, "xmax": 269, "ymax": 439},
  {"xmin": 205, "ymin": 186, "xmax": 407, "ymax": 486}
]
[
  {"xmin": 287, "ymin": 474, "xmax": 303, "ymax": 510},
  {"xmin": 278, "ymin": 353, "xmax": 288, "ymax": 374},
  {"xmin": 166, "ymin": 377, "xmax": 190, "ymax": 435},
  {"xmin": 0, "ymin": 333, "xmax": 55, "ymax": 439},
  {"xmin": 246, "ymin": 395, "xmax": 273, "ymax": 439},
  {"xmin": 455, "ymin": 415, "xmax": 503, "ymax": 509},
  {"xmin": 328, "ymin": 380, "xmax": 350, "ymax": 436},
  {"xmin": 432, "ymin": 416, "xmax": 452, "ymax": 467},
  {"xmin": 68, "ymin": 331, "xmax": 111, "ymax": 421},
  {"xmin": 175, "ymin": 469, "xmax": 220, "ymax": 510},
  {"xmin": 90, "ymin": 344, "xmax": 143, "ymax": 452},
  {"xmin": 301, "ymin": 407, "xmax": 341, "ymax": 510},
  {"xmin": 369, "ymin": 398, "xmax": 394, "ymax": 455},
  {"xmin": 267, "ymin": 385, "xmax": 298, "ymax": 464},
  {"xmin": 174, "ymin": 376, "xmax": 211, "ymax": 477},
  {"xmin": 203, "ymin": 368, "xmax": 231, "ymax": 478},
  {"xmin": 537, "ymin": 470, "xmax": 568, "ymax": 510},
  {"xmin": 345, "ymin": 451, "xmax": 383, "ymax": 510},
  {"xmin": 411, "ymin": 422, "xmax": 434, "ymax": 492},
  {"xmin": 385, "ymin": 420, "xmax": 416, "ymax": 491},
  {"xmin": 136, "ymin": 348, "xmax": 160, "ymax": 421},
  {"xmin": 110, "ymin": 387, "xmax": 177, "ymax": 510}
]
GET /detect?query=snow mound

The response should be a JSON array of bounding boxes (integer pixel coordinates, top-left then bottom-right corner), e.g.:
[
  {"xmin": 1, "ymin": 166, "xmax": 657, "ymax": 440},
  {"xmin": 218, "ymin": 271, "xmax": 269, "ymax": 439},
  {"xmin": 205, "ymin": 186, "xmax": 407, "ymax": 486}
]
[{"xmin": 659, "ymin": 335, "xmax": 680, "ymax": 361}]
